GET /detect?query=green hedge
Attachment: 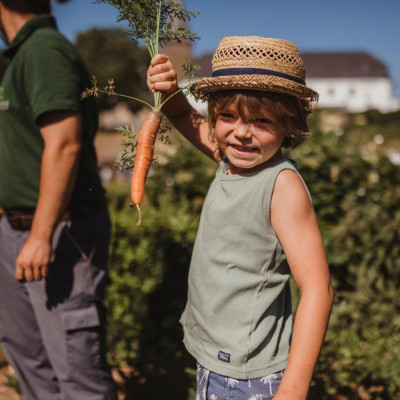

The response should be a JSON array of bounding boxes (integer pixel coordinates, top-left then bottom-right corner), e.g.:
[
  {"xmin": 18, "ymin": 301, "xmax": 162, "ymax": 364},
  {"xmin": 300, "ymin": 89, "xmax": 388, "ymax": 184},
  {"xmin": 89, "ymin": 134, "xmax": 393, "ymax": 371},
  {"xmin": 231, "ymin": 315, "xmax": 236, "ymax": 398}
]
[
  {"xmin": 292, "ymin": 122, "xmax": 400, "ymax": 399},
  {"xmin": 105, "ymin": 145, "xmax": 212, "ymax": 398},
  {"xmin": 105, "ymin": 116, "xmax": 400, "ymax": 399}
]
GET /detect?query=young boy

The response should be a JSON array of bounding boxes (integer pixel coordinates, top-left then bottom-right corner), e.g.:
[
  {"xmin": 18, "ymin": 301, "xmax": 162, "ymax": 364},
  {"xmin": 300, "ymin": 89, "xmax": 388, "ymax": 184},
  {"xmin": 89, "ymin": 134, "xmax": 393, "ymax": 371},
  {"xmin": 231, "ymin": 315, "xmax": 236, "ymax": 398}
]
[{"xmin": 148, "ymin": 36, "xmax": 334, "ymax": 399}]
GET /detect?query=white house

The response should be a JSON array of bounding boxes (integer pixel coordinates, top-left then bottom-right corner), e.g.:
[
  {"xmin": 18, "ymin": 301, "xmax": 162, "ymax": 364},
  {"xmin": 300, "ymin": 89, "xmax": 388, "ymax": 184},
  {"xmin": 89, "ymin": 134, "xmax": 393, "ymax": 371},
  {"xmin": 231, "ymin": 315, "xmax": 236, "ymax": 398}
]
[{"xmin": 302, "ymin": 52, "xmax": 400, "ymax": 113}]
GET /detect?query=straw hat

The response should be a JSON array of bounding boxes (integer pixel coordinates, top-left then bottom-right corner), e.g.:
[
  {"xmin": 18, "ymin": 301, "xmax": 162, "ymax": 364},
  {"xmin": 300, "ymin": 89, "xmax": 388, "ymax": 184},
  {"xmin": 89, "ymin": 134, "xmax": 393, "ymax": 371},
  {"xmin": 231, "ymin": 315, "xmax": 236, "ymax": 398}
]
[{"xmin": 190, "ymin": 36, "xmax": 318, "ymax": 107}]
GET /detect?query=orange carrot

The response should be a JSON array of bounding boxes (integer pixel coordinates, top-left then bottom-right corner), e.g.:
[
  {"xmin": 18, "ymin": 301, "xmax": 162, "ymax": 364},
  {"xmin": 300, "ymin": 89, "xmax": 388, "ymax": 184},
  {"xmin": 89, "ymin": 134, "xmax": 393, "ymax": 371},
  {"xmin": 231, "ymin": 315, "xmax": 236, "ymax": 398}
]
[{"xmin": 131, "ymin": 110, "xmax": 161, "ymax": 225}]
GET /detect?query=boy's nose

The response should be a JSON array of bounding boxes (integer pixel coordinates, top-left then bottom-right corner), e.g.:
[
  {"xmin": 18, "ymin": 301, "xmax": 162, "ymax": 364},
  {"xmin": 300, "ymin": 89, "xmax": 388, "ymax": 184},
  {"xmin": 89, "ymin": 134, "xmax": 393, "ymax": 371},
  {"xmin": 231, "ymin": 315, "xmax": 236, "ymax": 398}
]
[{"xmin": 234, "ymin": 122, "xmax": 252, "ymax": 139}]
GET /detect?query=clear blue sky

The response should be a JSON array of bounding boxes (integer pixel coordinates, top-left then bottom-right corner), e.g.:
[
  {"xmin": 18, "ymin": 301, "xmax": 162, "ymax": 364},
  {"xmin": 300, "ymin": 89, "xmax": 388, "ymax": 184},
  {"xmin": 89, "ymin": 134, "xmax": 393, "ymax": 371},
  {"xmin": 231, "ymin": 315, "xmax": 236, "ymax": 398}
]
[{"xmin": 52, "ymin": 0, "xmax": 400, "ymax": 96}]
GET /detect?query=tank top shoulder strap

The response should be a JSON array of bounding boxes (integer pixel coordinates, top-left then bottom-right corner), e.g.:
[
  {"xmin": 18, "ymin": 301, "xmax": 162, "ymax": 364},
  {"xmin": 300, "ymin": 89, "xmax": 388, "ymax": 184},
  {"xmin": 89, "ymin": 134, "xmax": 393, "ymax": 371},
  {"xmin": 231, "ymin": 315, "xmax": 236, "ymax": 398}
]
[
  {"xmin": 262, "ymin": 158, "xmax": 312, "ymax": 233},
  {"xmin": 267, "ymin": 158, "xmax": 311, "ymax": 200}
]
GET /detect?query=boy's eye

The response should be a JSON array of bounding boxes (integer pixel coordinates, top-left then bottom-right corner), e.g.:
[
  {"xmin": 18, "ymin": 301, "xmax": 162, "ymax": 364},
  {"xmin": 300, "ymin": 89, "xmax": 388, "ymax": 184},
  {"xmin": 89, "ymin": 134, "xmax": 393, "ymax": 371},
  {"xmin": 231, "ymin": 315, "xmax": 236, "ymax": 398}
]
[
  {"xmin": 219, "ymin": 113, "xmax": 236, "ymax": 121},
  {"xmin": 254, "ymin": 118, "xmax": 272, "ymax": 124}
]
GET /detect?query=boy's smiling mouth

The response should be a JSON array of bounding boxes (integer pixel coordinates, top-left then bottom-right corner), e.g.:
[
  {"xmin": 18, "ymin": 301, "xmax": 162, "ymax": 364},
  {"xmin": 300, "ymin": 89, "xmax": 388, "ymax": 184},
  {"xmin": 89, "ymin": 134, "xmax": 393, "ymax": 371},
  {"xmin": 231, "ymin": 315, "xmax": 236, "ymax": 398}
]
[{"xmin": 230, "ymin": 144, "xmax": 258, "ymax": 153}]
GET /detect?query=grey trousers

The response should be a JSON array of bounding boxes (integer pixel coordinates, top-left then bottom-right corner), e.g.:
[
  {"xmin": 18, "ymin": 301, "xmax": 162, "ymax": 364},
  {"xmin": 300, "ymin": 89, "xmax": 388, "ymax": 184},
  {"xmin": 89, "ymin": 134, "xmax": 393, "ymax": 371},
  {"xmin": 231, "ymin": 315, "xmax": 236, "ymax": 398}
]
[{"xmin": 0, "ymin": 209, "xmax": 117, "ymax": 400}]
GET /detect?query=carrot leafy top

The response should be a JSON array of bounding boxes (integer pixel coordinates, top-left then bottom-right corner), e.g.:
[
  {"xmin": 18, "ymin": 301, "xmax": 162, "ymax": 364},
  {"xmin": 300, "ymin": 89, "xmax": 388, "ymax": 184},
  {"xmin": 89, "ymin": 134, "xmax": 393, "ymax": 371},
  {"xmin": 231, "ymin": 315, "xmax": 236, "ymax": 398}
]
[
  {"xmin": 94, "ymin": 0, "xmax": 199, "ymax": 58},
  {"xmin": 90, "ymin": 0, "xmax": 199, "ymax": 111},
  {"xmin": 82, "ymin": 0, "xmax": 200, "ymax": 173}
]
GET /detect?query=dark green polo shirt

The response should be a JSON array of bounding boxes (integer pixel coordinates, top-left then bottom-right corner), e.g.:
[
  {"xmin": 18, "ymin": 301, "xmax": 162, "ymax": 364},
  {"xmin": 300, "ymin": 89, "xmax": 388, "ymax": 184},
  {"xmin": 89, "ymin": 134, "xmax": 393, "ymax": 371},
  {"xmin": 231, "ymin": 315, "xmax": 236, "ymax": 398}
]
[{"xmin": 0, "ymin": 15, "xmax": 104, "ymax": 209}]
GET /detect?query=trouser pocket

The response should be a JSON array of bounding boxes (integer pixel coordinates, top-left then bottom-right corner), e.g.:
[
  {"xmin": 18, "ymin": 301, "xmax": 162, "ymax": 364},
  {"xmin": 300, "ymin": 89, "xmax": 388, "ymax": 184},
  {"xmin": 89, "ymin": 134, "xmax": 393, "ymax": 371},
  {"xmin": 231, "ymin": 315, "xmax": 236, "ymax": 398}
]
[{"xmin": 60, "ymin": 303, "xmax": 102, "ymax": 372}]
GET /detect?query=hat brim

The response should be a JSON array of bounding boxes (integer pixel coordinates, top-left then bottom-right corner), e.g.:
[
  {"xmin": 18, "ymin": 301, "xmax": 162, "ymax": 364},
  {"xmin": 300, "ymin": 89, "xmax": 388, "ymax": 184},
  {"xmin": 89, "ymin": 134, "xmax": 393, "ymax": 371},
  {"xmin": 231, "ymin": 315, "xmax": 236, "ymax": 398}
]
[{"xmin": 190, "ymin": 75, "xmax": 319, "ymax": 107}]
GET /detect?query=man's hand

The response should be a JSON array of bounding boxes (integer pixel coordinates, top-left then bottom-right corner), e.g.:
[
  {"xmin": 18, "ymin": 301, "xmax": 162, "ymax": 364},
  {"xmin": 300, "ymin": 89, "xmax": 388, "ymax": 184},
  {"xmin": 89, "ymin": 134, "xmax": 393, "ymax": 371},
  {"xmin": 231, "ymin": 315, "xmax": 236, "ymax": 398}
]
[
  {"xmin": 13, "ymin": 110, "xmax": 81, "ymax": 283},
  {"xmin": 15, "ymin": 235, "xmax": 52, "ymax": 282}
]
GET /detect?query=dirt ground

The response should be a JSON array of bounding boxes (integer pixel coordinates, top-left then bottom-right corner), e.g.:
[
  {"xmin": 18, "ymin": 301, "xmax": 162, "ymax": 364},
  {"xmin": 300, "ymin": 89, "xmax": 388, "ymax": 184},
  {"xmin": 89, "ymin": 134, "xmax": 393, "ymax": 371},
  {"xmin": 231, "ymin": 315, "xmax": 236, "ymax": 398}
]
[
  {"xmin": 0, "ymin": 350, "xmax": 125, "ymax": 400},
  {"xmin": 0, "ymin": 351, "xmax": 20, "ymax": 400}
]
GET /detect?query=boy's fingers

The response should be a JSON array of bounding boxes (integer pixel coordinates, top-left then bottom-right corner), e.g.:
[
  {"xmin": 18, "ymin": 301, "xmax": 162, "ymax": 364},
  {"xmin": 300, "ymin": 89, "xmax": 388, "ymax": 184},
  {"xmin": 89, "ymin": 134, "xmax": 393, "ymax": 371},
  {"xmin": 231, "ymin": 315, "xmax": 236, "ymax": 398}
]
[
  {"xmin": 149, "ymin": 70, "xmax": 176, "ymax": 84},
  {"xmin": 149, "ymin": 63, "xmax": 174, "ymax": 78},
  {"xmin": 150, "ymin": 53, "xmax": 169, "ymax": 66},
  {"xmin": 151, "ymin": 81, "xmax": 177, "ymax": 92},
  {"xmin": 148, "ymin": 54, "xmax": 177, "ymax": 93}
]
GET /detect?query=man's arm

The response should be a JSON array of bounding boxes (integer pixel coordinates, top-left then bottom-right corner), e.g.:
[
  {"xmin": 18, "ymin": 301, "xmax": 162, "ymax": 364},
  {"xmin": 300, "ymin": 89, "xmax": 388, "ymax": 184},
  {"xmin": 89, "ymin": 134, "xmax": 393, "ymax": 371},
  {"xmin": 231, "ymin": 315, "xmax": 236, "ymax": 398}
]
[{"xmin": 15, "ymin": 111, "xmax": 81, "ymax": 282}]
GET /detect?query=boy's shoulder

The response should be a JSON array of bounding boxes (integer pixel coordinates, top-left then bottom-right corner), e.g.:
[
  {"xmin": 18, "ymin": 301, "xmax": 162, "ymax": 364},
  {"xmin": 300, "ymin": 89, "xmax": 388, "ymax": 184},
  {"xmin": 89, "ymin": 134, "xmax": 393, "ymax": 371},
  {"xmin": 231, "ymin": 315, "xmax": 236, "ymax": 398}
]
[{"xmin": 273, "ymin": 165, "xmax": 311, "ymax": 205}]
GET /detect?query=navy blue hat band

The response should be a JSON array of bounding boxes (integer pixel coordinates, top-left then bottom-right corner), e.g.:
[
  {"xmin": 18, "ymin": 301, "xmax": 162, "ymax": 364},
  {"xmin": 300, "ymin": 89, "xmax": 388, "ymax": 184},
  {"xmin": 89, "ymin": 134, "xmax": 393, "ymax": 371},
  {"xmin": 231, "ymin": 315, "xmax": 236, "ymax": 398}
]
[{"xmin": 212, "ymin": 67, "xmax": 306, "ymax": 85}]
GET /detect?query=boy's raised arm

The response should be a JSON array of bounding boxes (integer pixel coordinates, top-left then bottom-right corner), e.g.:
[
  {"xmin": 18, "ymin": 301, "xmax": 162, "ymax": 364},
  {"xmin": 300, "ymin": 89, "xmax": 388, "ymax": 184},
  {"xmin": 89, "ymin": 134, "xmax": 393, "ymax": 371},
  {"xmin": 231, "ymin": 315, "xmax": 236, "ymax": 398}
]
[{"xmin": 147, "ymin": 54, "xmax": 216, "ymax": 160}]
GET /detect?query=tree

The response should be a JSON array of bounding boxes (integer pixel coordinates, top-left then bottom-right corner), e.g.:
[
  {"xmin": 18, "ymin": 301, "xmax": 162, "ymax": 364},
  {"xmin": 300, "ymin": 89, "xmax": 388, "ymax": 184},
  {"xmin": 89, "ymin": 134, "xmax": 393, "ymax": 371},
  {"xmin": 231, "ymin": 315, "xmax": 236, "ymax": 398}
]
[{"xmin": 75, "ymin": 28, "xmax": 151, "ymax": 111}]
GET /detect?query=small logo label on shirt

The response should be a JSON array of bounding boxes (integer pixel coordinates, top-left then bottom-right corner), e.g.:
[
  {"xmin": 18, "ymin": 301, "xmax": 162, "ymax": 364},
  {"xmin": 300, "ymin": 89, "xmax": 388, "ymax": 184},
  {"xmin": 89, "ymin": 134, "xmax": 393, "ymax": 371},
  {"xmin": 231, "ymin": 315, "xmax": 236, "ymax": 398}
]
[
  {"xmin": 0, "ymin": 100, "xmax": 10, "ymax": 111},
  {"xmin": 218, "ymin": 351, "xmax": 230, "ymax": 363}
]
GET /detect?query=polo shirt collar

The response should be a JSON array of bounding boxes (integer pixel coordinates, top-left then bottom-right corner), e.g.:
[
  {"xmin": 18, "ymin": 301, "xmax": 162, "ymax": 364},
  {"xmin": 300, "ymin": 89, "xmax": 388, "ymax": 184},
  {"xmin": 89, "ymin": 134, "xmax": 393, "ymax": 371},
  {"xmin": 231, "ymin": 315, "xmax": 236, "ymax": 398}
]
[{"xmin": 3, "ymin": 15, "xmax": 57, "ymax": 59}]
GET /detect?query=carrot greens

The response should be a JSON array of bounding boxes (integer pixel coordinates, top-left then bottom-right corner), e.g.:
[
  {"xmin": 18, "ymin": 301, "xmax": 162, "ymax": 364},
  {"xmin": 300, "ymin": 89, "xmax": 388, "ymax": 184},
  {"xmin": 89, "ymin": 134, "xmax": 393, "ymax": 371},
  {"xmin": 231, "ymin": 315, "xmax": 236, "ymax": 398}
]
[
  {"xmin": 93, "ymin": 0, "xmax": 199, "ymax": 111},
  {"xmin": 82, "ymin": 0, "xmax": 199, "ymax": 224}
]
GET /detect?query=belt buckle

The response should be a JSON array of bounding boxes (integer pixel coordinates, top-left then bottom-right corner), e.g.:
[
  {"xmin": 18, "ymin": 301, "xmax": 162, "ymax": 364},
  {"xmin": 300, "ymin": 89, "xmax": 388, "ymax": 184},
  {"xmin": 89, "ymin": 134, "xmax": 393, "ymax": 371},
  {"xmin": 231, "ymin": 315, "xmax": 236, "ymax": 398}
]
[
  {"xmin": 6, "ymin": 213, "xmax": 32, "ymax": 230},
  {"xmin": 15, "ymin": 217, "xmax": 26, "ymax": 230}
]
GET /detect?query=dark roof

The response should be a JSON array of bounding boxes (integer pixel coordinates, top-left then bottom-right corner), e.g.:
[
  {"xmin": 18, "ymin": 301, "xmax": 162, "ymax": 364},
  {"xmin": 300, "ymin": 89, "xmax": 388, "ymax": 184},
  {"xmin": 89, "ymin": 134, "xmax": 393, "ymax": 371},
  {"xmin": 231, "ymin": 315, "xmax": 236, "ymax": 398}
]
[
  {"xmin": 301, "ymin": 52, "xmax": 388, "ymax": 78},
  {"xmin": 193, "ymin": 52, "xmax": 389, "ymax": 79}
]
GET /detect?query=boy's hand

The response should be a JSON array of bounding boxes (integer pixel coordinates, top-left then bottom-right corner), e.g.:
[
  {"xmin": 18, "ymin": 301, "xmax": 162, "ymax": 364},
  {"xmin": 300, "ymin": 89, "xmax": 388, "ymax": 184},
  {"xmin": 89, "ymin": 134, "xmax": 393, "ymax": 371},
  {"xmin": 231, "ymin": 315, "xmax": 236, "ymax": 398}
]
[{"xmin": 147, "ymin": 54, "xmax": 178, "ymax": 95}]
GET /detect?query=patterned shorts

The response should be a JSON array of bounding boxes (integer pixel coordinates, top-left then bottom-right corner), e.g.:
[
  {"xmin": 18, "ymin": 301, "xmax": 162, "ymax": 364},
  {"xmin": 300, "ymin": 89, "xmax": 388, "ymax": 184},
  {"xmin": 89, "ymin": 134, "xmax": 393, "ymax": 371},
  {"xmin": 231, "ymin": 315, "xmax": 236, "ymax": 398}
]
[{"xmin": 195, "ymin": 363, "xmax": 284, "ymax": 400}]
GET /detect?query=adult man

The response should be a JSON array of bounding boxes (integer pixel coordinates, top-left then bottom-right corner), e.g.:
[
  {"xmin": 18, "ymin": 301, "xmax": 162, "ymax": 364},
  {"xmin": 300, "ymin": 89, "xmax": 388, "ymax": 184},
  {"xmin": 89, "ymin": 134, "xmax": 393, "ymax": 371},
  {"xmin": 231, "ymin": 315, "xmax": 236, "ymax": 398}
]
[{"xmin": 0, "ymin": 1, "xmax": 117, "ymax": 399}]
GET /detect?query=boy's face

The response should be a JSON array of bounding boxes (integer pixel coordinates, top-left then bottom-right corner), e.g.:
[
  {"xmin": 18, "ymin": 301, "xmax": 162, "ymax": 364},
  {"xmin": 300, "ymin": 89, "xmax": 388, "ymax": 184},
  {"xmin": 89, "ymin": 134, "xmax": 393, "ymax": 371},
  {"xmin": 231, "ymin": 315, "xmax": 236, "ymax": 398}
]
[{"xmin": 214, "ymin": 103, "xmax": 285, "ymax": 175}]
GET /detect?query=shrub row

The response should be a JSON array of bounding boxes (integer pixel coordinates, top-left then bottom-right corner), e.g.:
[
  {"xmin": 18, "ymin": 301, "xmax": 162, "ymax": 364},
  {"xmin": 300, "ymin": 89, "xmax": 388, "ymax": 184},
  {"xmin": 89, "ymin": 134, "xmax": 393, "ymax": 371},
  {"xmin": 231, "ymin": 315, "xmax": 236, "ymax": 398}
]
[{"xmin": 105, "ymin": 121, "xmax": 400, "ymax": 399}]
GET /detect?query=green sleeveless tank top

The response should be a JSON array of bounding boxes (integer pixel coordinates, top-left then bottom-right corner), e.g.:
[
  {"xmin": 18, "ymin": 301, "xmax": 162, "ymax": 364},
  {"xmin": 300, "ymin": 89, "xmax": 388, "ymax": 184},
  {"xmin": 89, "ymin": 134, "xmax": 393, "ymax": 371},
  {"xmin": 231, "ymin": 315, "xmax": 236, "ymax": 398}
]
[{"xmin": 180, "ymin": 157, "xmax": 310, "ymax": 379}]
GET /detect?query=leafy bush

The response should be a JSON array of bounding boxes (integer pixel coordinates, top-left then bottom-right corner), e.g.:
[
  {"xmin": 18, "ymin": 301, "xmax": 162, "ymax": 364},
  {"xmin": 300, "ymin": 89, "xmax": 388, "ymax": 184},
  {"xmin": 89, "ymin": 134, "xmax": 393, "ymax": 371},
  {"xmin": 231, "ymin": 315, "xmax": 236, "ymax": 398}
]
[
  {"xmin": 343, "ymin": 109, "xmax": 400, "ymax": 146},
  {"xmin": 105, "ymin": 141, "xmax": 214, "ymax": 398},
  {"xmin": 105, "ymin": 119, "xmax": 400, "ymax": 399},
  {"xmin": 291, "ymin": 125, "xmax": 400, "ymax": 399}
]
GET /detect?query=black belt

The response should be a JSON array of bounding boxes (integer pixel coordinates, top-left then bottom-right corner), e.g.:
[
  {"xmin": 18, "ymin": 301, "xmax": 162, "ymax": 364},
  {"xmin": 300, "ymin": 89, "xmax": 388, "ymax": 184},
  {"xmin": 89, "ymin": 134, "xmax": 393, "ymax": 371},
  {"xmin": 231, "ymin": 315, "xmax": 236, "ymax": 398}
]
[{"xmin": 2, "ymin": 198, "xmax": 107, "ymax": 231}]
